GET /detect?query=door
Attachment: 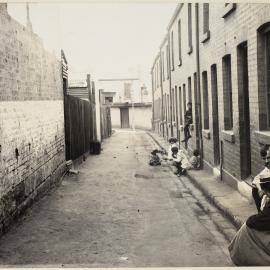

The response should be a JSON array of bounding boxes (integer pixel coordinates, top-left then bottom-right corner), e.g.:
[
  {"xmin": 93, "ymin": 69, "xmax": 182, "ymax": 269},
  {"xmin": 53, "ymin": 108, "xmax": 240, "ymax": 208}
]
[
  {"xmin": 238, "ymin": 42, "xmax": 251, "ymax": 179},
  {"xmin": 120, "ymin": 108, "xmax": 130, "ymax": 128},
  {"xmin": 211, "ymin": 64, "xmax": 220, "ymax": 165}
]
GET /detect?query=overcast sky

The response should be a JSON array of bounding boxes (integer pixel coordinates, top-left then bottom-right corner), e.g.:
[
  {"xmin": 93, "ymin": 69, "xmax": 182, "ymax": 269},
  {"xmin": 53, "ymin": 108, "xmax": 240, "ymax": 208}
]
[{"xmin": 7, "ymin": 2, "xmax": 176, "ymax": 88}]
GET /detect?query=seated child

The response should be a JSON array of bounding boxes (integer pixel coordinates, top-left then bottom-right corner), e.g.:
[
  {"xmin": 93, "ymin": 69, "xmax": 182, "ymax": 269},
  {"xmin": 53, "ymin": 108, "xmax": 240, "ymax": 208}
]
[
  {"xmin": 165, "ymin": 137, "xmax": 179, "ymax": 160},
  {"xmin": 182, "ymin": 149, "xmax": 200, "ymax": 170},
  {"xmin": 171, "ymin": 146, "xmax": 186, "ymax": 176},
  {"xmin": 252, "ymin": 147, "xmax": 270, "ymax": 212},
  {"xmin": 149, "ymin": 149, "xmax": 162, "ymax": 166}
]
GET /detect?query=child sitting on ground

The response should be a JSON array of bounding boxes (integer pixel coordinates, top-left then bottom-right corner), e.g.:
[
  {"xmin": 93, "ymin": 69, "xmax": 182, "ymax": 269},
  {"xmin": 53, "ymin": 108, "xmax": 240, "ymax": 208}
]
[
  {"xmin": 164, "ymin": 137, "xmax": 178, "ymax": 160},
  {"xmin": 182, "ymin": 149, "xmax": 201, "ymax": 170},
  {"xmin": 149, "ymin": 149, "xmax": 162, "ymax": 166},
  {"xmin": 171, "ymin": 146, "xmax": 186, "ymax": 176}
]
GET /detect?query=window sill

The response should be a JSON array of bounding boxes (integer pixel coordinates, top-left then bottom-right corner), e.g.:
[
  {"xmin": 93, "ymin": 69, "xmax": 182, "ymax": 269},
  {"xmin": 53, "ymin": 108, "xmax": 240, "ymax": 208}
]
[
  {"xmin": 254, "ymin": 130, "xmax": 270, "ymax": 145},
  {"xmin": 202, "ymin": 129, "xmax": 211, "ymax": 140},
  {"xmin": 222, "ymin": 3, "xmax": 236, "ymax": 18},
  {"xmin": 187, "ymin": 45, "xmax": 193, "ymax": 55},
  {"xmin": 201, "ymin": 30, "xmax": 210, "ymax": 43},
  {"xmin": 222, "ymin": 130, "xmax": 235, "ymax": 143}
]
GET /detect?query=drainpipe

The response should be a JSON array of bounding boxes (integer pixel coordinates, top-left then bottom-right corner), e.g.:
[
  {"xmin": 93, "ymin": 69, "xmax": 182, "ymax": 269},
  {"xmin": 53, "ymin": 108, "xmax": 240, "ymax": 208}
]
[
  {"xmin": 167, "ymin": 32, "xmax": 173, "ymax": 137},
  {"xmin": 159, "ymin": 51, "xmax": 165, "ymax": 138},
  {"xmin": 195, "ymin": 3, "xmax": 204, "ymax": 168}
]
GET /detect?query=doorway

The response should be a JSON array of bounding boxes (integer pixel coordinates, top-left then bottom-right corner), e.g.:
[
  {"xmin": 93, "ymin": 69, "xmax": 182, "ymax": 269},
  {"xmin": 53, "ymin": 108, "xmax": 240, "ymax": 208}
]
[
  {"xmin": 237, "ymin": 42, "xmax": 251, "ymax": 179},
  {"xmin": 120, "ymin": 107, "xmax": 130, "ymax": 128},
  {"xmin": 211, "ymin": 64, "xmax": 220, "ymax": 165}
]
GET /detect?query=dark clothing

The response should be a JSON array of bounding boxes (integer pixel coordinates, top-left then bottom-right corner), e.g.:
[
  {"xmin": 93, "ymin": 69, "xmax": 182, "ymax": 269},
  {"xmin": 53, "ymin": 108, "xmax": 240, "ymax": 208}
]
[
  {"xmin": 252, "ymin": 187, "xmax": 263, "ymax": 213},
  {"xmin": 184, "ymin": 108, "xmax": 193, "ymax": 125},
  {"xmin": 182, "ymin": 109, "xmax": 192, "ymax": 142},
  {"xmin": 246, "ymin": 204, "xmax": 270, "ymax": 231},
  {"xmin": 149, "ymin": 155, "xmax": 161, "ymax": 166},
  {"xmin": 173, "ymin": 160, "xmax": 186, "ymax": 175},
  {"xmin": 184, "ymin": 124, "xmax": 191, "ymax": 141}
]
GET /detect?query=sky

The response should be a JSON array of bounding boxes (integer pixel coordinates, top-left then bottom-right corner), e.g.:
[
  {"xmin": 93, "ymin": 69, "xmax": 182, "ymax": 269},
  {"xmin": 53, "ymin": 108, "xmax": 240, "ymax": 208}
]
[{"xmin": 7, "ymin": 2, "xmax": 176, "ymax": 89}]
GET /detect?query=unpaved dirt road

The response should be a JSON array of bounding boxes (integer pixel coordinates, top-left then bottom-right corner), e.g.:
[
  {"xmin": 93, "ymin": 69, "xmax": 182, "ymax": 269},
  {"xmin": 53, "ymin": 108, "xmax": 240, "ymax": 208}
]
[{"xmin": 0, "ymin": 129, "xmax": 234, "ymax": 267}]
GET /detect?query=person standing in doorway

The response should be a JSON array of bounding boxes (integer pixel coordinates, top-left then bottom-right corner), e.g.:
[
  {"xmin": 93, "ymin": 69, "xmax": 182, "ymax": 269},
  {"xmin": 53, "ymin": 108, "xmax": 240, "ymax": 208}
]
[{"xmin": 181, "ymin": 102, "xmax": 193, "ymax": 143}]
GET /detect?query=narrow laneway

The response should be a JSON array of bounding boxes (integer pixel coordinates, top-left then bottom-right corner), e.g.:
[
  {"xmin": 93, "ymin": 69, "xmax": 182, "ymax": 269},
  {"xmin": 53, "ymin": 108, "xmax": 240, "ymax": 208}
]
[{"xmin": 0, "ymin": 130, "xmax": 233, "ymax": 267}]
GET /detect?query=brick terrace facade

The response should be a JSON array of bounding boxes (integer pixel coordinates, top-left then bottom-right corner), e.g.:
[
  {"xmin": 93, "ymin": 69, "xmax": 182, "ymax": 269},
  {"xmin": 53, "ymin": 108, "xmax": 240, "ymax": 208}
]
[{"xmin": 151, "ymin": 3, "xmax": 270, "ymax": 196}]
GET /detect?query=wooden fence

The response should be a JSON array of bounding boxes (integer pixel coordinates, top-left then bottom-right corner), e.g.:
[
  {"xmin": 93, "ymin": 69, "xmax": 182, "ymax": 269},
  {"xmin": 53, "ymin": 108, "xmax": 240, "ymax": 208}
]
[
  {"xmin": 100, "ymin": 105, "xmax": 112, "ymax": 140},
  {"xmin": 64, "ymin": 95, "xmax": 96, "ymax": 160}
]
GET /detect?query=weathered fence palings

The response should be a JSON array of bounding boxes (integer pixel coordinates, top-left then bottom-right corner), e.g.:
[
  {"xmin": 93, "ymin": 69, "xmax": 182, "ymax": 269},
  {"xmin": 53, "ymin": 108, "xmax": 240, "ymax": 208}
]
[{"xmin": 65, "ymin": 95, "xmax": 94, "ymax": 161}]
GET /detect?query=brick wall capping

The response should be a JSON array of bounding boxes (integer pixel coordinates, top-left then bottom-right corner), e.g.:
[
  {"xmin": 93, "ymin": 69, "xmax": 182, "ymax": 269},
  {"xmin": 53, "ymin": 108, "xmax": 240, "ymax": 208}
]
[
  {"xmin": 222, "ymin": 130, "xmax": 235, "ymax": 143},
  {"xmin": 254, "ymin": 130, "xmax": 270, "ymax": 145},
  {"xmin": 202, "ymin": 129, "xmax": 211, "ymax": 140},
  {"xmin": 180, "ymin": 125, "xmax": 184, "ymax": 131},
  {"xmin": 222, "ymin": 3, "xmax": 236, "ymax": 19},
  {"xmin": 201, "ymin": 30, "xmax": 210, "ymax": 43},
  {"xmin": 187, "ymin": 45, "xmax": 193, "ymax": 55}
]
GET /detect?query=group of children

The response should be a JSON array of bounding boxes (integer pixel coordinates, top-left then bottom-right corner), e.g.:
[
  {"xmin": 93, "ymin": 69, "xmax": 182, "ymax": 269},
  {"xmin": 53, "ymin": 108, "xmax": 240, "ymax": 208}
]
[{"xmin": 149, "ymin": 137, "xmax": 200, "ymax": 176}]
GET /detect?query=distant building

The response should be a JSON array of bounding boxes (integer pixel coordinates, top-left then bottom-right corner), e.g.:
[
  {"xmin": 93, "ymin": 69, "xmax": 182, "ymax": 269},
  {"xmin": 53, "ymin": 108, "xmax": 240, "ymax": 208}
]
[{"xmin": 98, "ymin": 78, "xmax": 152, "ymax": 130}]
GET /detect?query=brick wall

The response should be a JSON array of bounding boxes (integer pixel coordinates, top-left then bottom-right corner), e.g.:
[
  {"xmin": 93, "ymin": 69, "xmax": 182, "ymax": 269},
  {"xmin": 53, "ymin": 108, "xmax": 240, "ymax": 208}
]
[
  {"xmin": 151, "ymin": 3, "xmax": 270, "ymax": 191},
  {"xmin": 0, "ymin": 4, "xmax": 65, "ymax": 232}
]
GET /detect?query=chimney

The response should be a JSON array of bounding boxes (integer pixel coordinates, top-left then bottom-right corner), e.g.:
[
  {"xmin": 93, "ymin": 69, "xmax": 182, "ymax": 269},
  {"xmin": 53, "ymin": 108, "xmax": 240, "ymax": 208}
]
[
  {"xmin": 26, "ymin": 3, "xmax": 33, "ymax": 31},
  {"xmin": 0, "ymin": 3, "xmax": 8, "ymax": 14}
]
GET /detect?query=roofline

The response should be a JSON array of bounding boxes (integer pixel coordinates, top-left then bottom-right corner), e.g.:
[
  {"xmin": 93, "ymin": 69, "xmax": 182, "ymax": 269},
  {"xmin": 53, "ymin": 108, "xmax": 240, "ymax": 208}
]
[
  {"xmin": 150, "ymin": 52, "xmax": 160, "ymax": 73},
  {"xmin": 167, "ymin": 3, "xmax": 184, "ymax": 31},
  {"xmin": 160, "ymin": 34, "xmax": 168, "ymax": 49}
]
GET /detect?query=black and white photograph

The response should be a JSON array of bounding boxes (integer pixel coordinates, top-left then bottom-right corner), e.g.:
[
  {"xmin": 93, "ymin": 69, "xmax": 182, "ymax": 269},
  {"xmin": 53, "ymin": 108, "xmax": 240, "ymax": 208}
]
[{"xmin": 0, "ymin": 0, "xmax": 270, "ymax": 267}]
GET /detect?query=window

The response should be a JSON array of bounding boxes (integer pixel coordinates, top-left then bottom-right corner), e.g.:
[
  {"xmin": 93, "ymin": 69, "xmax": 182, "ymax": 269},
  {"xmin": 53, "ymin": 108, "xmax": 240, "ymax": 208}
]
[
  {"xmin": 157, "ymin": 62, "xmax": 159, "ymax": 87},
  {"xmin": 171, "ymin": 31, "xmax": 175, "ymax": 71},
  {"xmin": 164, "ymin": 94, "xmax": 167, "ymax": 121},
  {"xmin": 203, "ymin": 4, "xmax": 209, "ymax": 34},
  {"xmin": 162, "ymin": 51, "xmax": 165, "ymax": 81},
  {"xmin": 172, "ymin": 88, "xmax": 175, "ymax": 121},
  {"xmin": 266, "ymin": 32, "xmax": 270, "ymax": 127},
  {"xmin": 105, "ymin": 96, "xmax": 113, "ymax": 104},
  {"xmin": 201, "ymin": 3, "xmax": 210, "ymax": 43},
  {"xmin": 222, "ymin": 55, "xmax": 233, "ymax": 130},
  {"xmin": 175, "ymin": 86, "xmax": 179, "ymax": 126},
  {"xmin": 183, "ymin": 84, "xmax": 186, "ymax": 114},
  {"xmin": 188, "ymin": 3, "xmax": 193, "ymax": 53},
  {"xmin": 202, "ymin": 71, "xmax": 209, "ymax": 129},
  {"xmin": 188, "ymin": 77, "xmax": 192, "ymax": 103},
  {"xmin": 178, "ymin": 20, "xmax": 182, "ymax": 65},
  {"xmin": 179, "ymin": 87, "xmax": 183, "ymax": 125},
  {"xmin": 166, "ymin": 44, "xmax": 169, "ymax": 79},
  {"xmin": 124, "ymin": 82, "xmax": 131, "ymax": 99},
  {"xmin": 167, "ymin": 94, "xmax": 170, "ymax": 122}
]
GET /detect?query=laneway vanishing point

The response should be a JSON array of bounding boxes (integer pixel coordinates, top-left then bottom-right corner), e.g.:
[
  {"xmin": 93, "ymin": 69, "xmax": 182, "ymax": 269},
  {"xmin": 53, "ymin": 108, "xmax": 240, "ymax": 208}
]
[{"xmin": 0, "ymin": 130, "xmax": 233, "ymax": 267}]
